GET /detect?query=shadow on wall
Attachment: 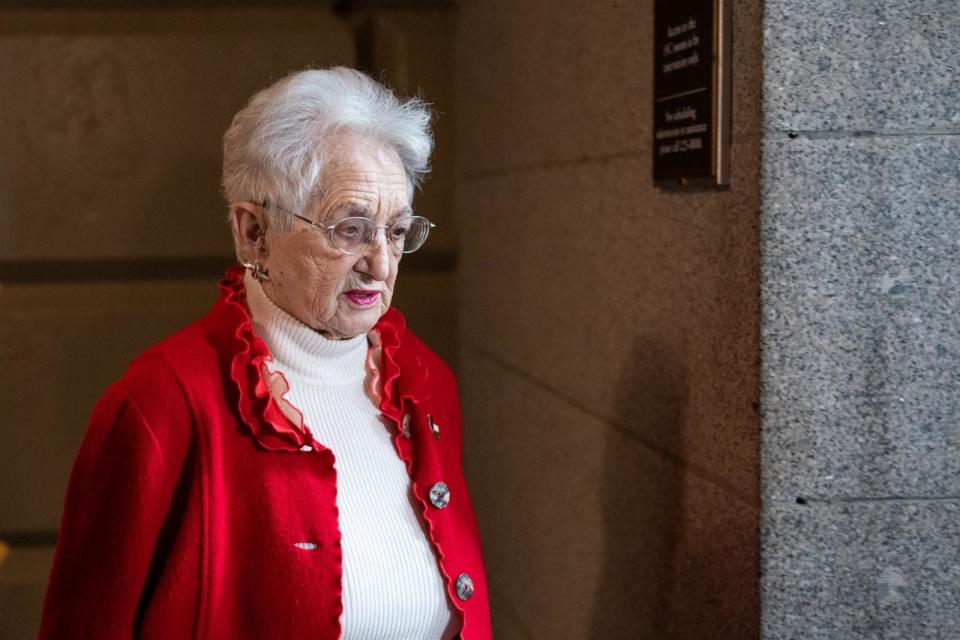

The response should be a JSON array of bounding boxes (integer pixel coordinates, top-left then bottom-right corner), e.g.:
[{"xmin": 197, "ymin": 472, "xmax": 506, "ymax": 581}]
[{"xmin": 590, "ymin": 336, "xmax": 687, "ymax": 640}]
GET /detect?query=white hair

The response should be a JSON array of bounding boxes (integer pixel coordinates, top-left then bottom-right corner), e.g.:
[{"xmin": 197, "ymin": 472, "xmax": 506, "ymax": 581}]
[{"xmin": 221, "ymin": 66, "xmax": 433, "ymax": 232}]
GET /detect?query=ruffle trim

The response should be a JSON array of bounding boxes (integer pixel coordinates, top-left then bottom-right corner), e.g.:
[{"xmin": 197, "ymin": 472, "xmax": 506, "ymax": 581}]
[
  {"xmin": 369, "ymin": 305, "xmax": 432, "ymax": 426},
  {"xmin": 216, "ymin": 266, "xmax": 429, "ymax": 451}
]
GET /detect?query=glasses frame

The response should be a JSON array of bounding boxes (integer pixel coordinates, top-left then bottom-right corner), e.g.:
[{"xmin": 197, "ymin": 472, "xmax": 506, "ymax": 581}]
[{"xmin": 257, "ymin": 201, "xmax": 435, "ymax": 256}]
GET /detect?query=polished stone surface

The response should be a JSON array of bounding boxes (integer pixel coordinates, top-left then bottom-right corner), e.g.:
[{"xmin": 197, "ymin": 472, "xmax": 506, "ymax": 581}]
[
  {"xmin": 764, "ymin": 1, "xmax": 960, "ymax": 132},
  {"xmin": 763, "ymin": 500, "xmax": 960, "ymax": 639},
  {"xmin": 761, "ymin": 2, "xmax": 960, "ymax": 634},
  {"xmin": 762, "ymin": 135, "xmax": 960, "ymax": 501}
]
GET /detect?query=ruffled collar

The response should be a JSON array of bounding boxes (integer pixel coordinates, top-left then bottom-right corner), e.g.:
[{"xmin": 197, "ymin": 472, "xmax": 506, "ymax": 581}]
[{"xmin": 207, "ymin": 266, "xmax": 430, "ymax": 452}]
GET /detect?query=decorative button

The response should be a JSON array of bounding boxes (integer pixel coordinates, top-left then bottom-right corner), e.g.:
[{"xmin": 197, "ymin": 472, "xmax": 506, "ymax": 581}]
[
  {"xmin": 428, "ymin": 414, "xmax": 440, "ymax": 439},
  {"xmin": 401, "ymin": 413, "xmax": 412, "ymax": 439},
  {"xmin": 429, "ymin": 482, "xmax": 450, "ymax": 509},
  {"xmin": 455, "ymin": 573, "xmax": 474, "ymax": 601},
  {"xmin": 300, "ymin": 445, "xmax": 313, "ymax": 452}
]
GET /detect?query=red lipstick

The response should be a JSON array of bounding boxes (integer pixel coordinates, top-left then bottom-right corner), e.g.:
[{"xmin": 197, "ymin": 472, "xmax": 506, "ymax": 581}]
[{"xmin": 344, "ymin": 290, "xmax": 380, "ymax": 307}]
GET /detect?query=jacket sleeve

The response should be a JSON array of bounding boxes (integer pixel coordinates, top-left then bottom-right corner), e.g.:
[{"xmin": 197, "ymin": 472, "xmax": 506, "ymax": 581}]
[{"xmin": 39, "ymin": 363, "xmax": 191, "ymax": 639}]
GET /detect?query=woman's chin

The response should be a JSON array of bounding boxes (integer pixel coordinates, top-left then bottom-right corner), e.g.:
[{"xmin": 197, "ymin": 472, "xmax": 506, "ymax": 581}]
[{"xmin": 326, "ymin": 305, "xmax": 387, "ymax": 338}]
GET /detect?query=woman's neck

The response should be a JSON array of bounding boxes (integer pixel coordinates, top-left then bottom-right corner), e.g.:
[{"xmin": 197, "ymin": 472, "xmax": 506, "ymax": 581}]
[{"xmin": 243, "ymin": 271, "xmax": 367, "ymax": 384}]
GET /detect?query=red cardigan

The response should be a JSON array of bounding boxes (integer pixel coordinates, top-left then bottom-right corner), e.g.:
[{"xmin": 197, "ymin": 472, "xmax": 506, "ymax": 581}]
[{"xmin": 39, "ymin": 267, "xmax": 491, "ymax": 639}]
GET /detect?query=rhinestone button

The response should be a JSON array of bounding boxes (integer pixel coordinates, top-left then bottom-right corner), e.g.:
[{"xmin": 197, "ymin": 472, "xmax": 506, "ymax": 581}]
[
  {"xmin": 428, "ymin": 414, "xmax": 440, "ymax": 439},
  {"xmin": 455, "ymin": 573, "xmax": 474, "ymax": 601},
  {"xmin": 401, "ymin": 413, "xmax": 412, "ymax": 439},
  {"xmin": 429, "ymin": 482, "xmax": 450, "ymax": 509},
  {"xmin": 299, "ymin": 445, "xmax": 313, "ymax": 452}
]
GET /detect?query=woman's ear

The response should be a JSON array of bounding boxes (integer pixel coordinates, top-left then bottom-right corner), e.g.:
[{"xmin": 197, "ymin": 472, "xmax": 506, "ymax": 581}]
[{"xmin": 231, "ymin": 202, "xmax": 269, "ymax": 261}]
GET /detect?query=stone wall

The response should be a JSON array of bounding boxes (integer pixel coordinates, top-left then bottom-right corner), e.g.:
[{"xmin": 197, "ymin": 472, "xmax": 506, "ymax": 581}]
[
  {"xmin": 454, "ymin": 0, "xmax": 763, "ymax": 637},
  {"xmin": 760, "ymin": 2, "xmax": 960, "ymax": 638}
]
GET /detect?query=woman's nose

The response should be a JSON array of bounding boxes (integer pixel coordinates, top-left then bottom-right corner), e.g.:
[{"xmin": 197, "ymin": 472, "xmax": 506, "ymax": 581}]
[{"xmin": 356, "ymin": 231, "xmax": 391, "ymax": 280}]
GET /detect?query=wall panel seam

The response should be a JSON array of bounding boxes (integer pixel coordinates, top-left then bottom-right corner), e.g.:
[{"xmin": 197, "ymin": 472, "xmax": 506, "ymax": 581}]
[
  {"xmin": 767, "ymin": 129, "xmax": 960, "ymax": 139},
  {"xmin": 459, "ymin": 150, "xmax": 643, "ymax": 180},
  {"xmin": 459, "ymin": 132, "xmax": 766, "ymax": 180},
  {"xmin": 462, "ymin": 342, "xmax": 759, "ymax": 509},
  {"xmin": 787, "ymin": 495, "xmax": 960, "ymax": 506}
]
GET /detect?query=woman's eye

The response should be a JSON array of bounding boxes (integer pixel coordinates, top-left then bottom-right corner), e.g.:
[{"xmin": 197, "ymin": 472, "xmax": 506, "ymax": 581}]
[
  {"xmin": 338, "ymin": 223, "xmax": 362, "ymax": 238},
  {"xmin": 390, "ymin": 220, "xmax": 412, "ymax": 237}
]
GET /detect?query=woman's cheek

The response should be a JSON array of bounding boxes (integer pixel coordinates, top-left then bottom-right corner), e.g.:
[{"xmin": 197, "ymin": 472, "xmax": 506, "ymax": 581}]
[{"xmin": 314, "ymin": 282, "xmax": 340, "ymax": 320}]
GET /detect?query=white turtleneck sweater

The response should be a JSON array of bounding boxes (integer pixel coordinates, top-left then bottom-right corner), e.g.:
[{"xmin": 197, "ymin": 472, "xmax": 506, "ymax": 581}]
[{"xmin": 244, "ymin": 273, "xmax": 457, "ymax": 640}]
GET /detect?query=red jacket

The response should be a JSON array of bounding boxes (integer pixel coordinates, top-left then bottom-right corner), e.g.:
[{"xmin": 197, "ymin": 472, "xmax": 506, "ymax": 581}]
[{"xmin": 39, "ymin": 267, "xmax": 491, "ymax": 639}]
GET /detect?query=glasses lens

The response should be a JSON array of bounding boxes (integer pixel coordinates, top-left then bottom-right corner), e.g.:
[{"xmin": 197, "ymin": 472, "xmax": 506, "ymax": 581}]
[
  {"xmin": 392, "ymin": 216, "xmax": 431, "ymax": 253},
  {"xmin": 329, "ymin": 215, "xmax": 432, "ymax": 254},
  {"xmin": 331, "ymin": 217, "xmax": 376, "ymax": 254}
]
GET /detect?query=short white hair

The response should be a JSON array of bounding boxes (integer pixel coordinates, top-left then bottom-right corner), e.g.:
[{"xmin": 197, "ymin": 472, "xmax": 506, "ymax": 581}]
[{"xmin": 222, "ymin": 66, "xmax": 433, "ymax": 232}]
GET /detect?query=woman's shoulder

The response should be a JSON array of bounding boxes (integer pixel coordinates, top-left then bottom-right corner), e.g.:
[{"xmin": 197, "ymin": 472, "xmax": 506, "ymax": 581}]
[
  {"xmin": 101, "ymin": 313, "xmax": 222, "ymax": 432},
  {"xmin": 126, "ymin": 315, "xmax": 218, "ymax": 384},
  {"xmin": 78, "ymin": 347, "xmax": 198, "ymax": 480}
]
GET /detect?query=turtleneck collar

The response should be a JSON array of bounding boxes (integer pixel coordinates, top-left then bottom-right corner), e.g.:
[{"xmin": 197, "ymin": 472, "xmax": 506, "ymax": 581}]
[{"xmin": 243, "ymin": 271, "xmax": 368, "ymax": 385}]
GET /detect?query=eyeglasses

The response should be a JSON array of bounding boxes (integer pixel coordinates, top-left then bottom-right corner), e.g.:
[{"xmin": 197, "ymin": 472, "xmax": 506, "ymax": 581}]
[{"xmin": 259, "ymin": 201, "xmax": 435, "ymax": 255}]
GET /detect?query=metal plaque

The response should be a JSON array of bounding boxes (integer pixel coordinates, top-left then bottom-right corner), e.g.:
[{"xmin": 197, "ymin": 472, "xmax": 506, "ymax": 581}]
[{"xmin": 653, "ymin": 0, "xmax": 732, "ymax": 188}]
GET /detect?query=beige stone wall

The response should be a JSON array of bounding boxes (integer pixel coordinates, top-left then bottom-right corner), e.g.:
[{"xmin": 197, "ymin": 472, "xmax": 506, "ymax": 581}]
[{"xmin": 455, "ymin": 1, "xmax": 763, "ymax": 637}]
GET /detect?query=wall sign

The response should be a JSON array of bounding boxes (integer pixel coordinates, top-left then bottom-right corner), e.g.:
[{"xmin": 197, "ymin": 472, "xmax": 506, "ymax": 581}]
[{"xmin": 653, "ymin": 0, "xmax": 731, "ymax": 187}]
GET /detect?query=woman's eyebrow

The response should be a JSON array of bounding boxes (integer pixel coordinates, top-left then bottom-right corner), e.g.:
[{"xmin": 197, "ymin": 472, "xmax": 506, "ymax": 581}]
[
  {"xmin": 328, "ymin": 202, "xmax": 413, "ymax": 220},
  {"xmin": 332, "ymin": 202, "xmax": 413, "ymax": 218},
  {"xmin": 341, "ymin": 202, "xmax": 372, "ymax": 216},
  {"xmin": 324, "ymin": 201, "xmax": 370, "ymax": 220}
]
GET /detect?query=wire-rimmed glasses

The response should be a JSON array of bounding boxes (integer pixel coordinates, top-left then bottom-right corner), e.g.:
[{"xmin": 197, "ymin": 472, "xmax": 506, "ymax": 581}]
[{"xmin": 259, "ymin": 201, "xmax": 435, "ymax": 255}]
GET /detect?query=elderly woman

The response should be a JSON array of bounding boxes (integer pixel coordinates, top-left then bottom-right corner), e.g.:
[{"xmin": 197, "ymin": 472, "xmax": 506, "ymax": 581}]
[{"xmin": 39, "ymin": 68, "xmax": 490, "ymax": 640}]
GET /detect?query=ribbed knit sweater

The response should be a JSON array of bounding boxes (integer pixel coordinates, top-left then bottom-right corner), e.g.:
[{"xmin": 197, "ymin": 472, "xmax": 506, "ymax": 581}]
[{"xmin": 244, "ymin": 273, "xmax": 457, "ymax": 639}]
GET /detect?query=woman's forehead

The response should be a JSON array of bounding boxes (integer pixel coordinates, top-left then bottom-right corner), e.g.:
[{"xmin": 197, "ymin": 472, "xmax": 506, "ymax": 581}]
[
  {"xmin": 311, "ymin": 132, "xmax": 410, "ymax": 217},
  {"xmin": 312, "ymin": 181, "xmax": 411, "ymax": 223},
  {"xmin": 327, "ymin": 199, "xmax": 413, "ymax": 218}
]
